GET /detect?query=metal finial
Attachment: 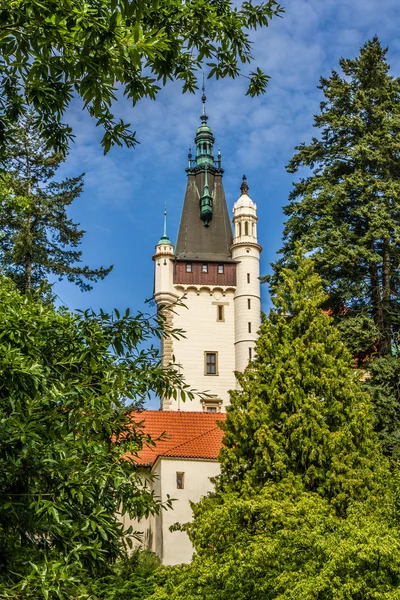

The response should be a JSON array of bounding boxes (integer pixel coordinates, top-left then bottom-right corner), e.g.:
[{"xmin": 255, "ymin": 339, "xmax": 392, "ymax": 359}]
[
  {"xmin": 201, "ymin": 74, "xmax": 208, "ymax": 122},
  {"xmin": 163, "ymin": 203, "xmax": 167, "ymax": 238},
  {"xmin": 240, "ymin": 175, "xmax": 249, "ymax": 195}
]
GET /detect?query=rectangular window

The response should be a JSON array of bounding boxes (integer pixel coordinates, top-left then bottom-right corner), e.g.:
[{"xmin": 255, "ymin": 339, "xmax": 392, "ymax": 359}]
[
  {"xmin": 247, "ymin": 273, "xmax": 250, "ymax": 284},
  {"xmin": 248, "ymin": 322, "xmax": 252, "ymax": 333},
  {"xmin": 206, "ymin": 406, "xmax": 217, "ymax": 413},
  {"xmin": 218, "ymin": 264, "xmax": 224, "ymax": 274},
  {"xmin": 176, "ymin": 472, "xmax": 185, "ymax": 489},
  {"xmin": 249, "ymin": 347, "xmax": 252, "ymax": 360},
  {"xmin": 205, "ymin": 352, "xmax": 217, "ymax": 375},
  {"xmin": 247, "ymin": 298, "xmax": 251, "ymax": 309},
  {"xmin": 186, "ymin": 263, "xmax": 192, "ymax": 273},
  {"xmin": 202, "ymin": 264, "xmax": 208, "ymax": 273},
  {"xmin": 217, "ymin": 305, "xmax": 224, "ymax": 322}
]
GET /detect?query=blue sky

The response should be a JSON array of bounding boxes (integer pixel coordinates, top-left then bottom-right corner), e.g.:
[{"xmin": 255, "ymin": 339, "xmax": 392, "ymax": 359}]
[{"xmin": 53, "ymin": 0, "xmax": 400, "ymax": 396}]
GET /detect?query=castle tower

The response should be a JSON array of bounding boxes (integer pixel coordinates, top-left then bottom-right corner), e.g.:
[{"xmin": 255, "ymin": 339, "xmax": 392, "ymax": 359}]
[
  {"xmin": 231, "ymin": 176, "xmax": 262, "ymax": 374},
  {"xmin": 153, "ymin": 91, "xmax": 261, "ymax": 412}
]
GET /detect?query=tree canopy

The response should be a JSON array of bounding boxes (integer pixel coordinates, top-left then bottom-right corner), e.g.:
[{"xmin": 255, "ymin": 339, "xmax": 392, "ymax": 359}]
[
  {"xmin": 0, "ymin": 0, "xmax": 284, "ymax": 154},
  {"xmin": 220, "ymin": 251, "xmax": 382, "ymax": 514},
  {"xmin": 151, "ymin": 253, "xmax": 399, "ymax": 600},
  {"xmin": 0, "ymin": 277, "xmax": 192, "ymax": 598},
  {"xmin": 272, "ymin": 37, "xmax": 400, "ymax": 360},
  {"xmin": 0, "ymin": 113, "xmax": 112, "ymax": 294}
]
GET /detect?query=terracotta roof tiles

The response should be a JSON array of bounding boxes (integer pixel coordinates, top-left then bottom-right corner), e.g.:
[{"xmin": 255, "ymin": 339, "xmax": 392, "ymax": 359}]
[{"xmin": 128, "ymin": 410, "xmax": 226, "ymax": 467}]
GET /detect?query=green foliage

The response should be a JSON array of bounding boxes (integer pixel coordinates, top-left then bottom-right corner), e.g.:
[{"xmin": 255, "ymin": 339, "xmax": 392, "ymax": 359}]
[
  {"xmin": 0, "ymin": 113, "xmax": 112, "ymax": 294},
  {"xmin": 273, "ymin": 37, "xmax": 400, "ymax": 359},
  {"xmin": 365, "ymin": 355, "xmax": 400, "ymax": 459},
  {"xmin": 0, "ymin": 0, "xmax": 284, "ymax": 153},
  {"xmin": 153, "ymin": 482, "xmax": 400, "ymax": 600},
  {"xmin": 220, "ymin": 251, "xmax": 382, "ymax": 513},
  {"xmin": 152, "ymin": 253, "xmax": 397, "ymax": 599},
  {"xmin": 0, "ymin": 277, "xmax": 191, "ymax": 598},
  {"xmin": 88, "ymin": 549, "xmax": 161, "ymax": 599}
]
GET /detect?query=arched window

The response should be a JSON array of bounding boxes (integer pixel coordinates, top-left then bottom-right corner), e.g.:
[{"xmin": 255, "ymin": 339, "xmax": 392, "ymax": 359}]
[{"xmin": 245, "ymin": 221, "xmax": 249, "ymax": 236}]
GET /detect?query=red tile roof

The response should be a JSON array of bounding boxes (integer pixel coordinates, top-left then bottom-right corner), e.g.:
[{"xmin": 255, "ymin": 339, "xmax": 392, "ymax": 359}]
[{"xmin": 128, "ymin": 410, "xmax": 226, "ymax": 467}]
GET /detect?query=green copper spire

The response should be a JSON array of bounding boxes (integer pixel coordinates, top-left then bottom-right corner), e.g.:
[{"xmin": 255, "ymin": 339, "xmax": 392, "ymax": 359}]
[
  {"xmin": 200, "ymin": 168, "xmax": 213, "ymax": 227},
  {"xmin": 195, "ymin": 79, "xmax": 215, "ymax": 169},
  {"xmin": 158, "ymin": 204, "xmax": 172, "ymax": 244}
]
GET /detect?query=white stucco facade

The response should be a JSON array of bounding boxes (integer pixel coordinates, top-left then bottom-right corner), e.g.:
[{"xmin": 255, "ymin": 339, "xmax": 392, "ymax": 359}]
[
  {"xmin": 123, "ymin": 457, "xmax": 220, "ymax": 565},
  {"xmin": 231, "ymin": 190, "xmax": 262, "ymax": 374},
  {"xmin": 153, "ymin": 185, "xmax": 261, "ymax": 412}
]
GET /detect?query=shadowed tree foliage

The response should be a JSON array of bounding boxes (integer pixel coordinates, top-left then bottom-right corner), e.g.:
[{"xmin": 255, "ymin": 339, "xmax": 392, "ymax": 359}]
[
  {"xmin": 272, "ymin": 37, "xmax": 400, "ymax": 361},
  {"xmin": 0, "ymin": 113, "xmax": 112, "ymax": 294},
  {"xmin": 150, "ymin": 253, "xmax": 399, "ymax": 600},
  {"xmin": 0, "ymin": 0, "xmax": 284, "ymax": 153},
  {"xmin": 0, "ymin": 277, "xmax": 194, "ymax": 598}
]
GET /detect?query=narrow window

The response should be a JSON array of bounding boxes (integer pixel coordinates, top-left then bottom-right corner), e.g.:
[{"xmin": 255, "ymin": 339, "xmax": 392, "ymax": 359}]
[
  {"xmin": 247, "ymin": 298, "xmax": 251, "ymax": 310},
  {"xmin": 176, "ymin": 472, "xmax": 185, "ymax": 489},
  {"xmin": 248, "ymin": 322, "xmax": 252, "ymax": 333},
  {"xmin": 247, "ymin": 273, "xmax": 250, "ymax": 284},
  {"xmin": 202, "ymin": 264, "xmax": 208, "ymax": 273},
  {"xmin": 252, "ymin": 223, "xmax": 255, "ymax": 236},
  {"xmin": 238, "ymin": 222, "xmax": 241, "ymax": 237},
  {"xmin": 218, "ymin": 264, "xmax": 224, "ymax": 274},
  {"xmin": 217, "ymin": 305, "xmax": 224, "ymax": 322},
  {"xmin": 186, "ymin": 263, "xmax": 192, "ymax": 273},
  {"xmin": 245, "ymin": 221, "xmax": 249, "ymax": 235},
  {"xmin": 249, "ymin": 347, "xmax": 252, "ymax": 360},
  {"xmin": 205, "ymin": 352, "xmax": 217, "ymax": 375}
]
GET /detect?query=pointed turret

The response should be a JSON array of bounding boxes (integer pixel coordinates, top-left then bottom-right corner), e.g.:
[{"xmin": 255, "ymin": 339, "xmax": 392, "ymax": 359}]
[
  {"xmin": 176, "ymin": 84, "xmax": 232, "ymax": 261},
  {"xmin": 153, "ymin": 206, "xmax": 176, "ymax": 305}
]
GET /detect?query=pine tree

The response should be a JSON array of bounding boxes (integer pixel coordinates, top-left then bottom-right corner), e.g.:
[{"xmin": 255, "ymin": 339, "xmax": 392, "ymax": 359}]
[
  {"xmin": 0, "ymin": 113, "xmax": 112, "ymax": 294},
  {"xmin": 273, "ymin": 37, "xmax": 400, "ymax": 359},
  {"xmin": 220, "ymin": 250, "xmax": 382, "ymax": 512}
]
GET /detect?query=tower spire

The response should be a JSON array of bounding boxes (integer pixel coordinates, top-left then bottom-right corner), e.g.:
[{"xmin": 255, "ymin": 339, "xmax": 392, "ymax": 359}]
[
  {"xmin": 201, "ymin": 74, "xmax": 208, "ymax": 123},
  {"xmin": 157, "ymin": 203, "xmax": 172, "ymax": 244},
  {"xmin": 163, "ymin": 203, "xmax": 168, "ymax": 238}
]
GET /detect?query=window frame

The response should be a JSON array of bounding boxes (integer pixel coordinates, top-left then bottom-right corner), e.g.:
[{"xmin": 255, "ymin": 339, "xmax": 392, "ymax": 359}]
[
  {"xmin": 186, "ymin": 263, "xmax": 192, "ymax": 273},
  {"xmin": 204, "ymin": 351, "xmax": 218, "ymax": 375},
  {"xmin": 202, "ymin": 264, "xmax": 208, "ymax": 273},
  {"xmin": 176, "ymin": 472, "xmax": 185, "ymax": 489},
  {"xmin": 217, "ymin": 264, "xmax": 224, "ymax": 274},
  {"xmin": 217, "ymin": 305, "xmax": 224, "ymax": 322}
]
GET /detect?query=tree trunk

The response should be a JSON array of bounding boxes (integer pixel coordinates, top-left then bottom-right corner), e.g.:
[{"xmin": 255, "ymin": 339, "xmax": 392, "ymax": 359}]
[
  {"xmin": 24, "ymin": 135, "xmax": 33, "ymax": 294},
  {"xmin": 381, "ymin": 239, "xmax": 392, "ymax": 355},
  {"xmin": 369, "ymin": 240, "xmax": 384, "ymax": 354}
]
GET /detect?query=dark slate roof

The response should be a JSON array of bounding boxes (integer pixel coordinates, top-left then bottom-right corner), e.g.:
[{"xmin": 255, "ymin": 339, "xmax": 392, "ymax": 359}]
[{"xmin": 175, "ymin": 171, "xmax": 233, "ymax": 261}]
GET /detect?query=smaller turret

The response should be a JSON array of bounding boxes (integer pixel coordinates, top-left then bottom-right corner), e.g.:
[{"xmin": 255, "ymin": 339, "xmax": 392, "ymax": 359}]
[
  {"xmin": 230, "ymin": 176, "xmax": 262, "ymax": 374},
  {"xmin": 153, "ymin": 208, "xmax": 176, "ymax": 305}
]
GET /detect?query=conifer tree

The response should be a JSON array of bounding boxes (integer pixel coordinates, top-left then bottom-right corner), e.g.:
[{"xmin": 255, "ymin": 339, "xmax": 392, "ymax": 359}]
[
  {"xmin": 220, "ymin": 250, "xmax": 382, "ymax": 512},
  {"xmin": 273, "ymin": 37, "xmax": 400, "ymax": 359},
  {"xmin": 152, "ymin": 253, "xmax": 398, "ymax": 600},
  {"xmin": 0, "ymin": 113, "xmax": 112, "ymax": 294}
]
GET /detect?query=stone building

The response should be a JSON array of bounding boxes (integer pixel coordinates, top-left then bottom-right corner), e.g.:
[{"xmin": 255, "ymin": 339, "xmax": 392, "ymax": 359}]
[{"xmin": 128, "ymin": 89, "xmax": 262, "ymax": 564}]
